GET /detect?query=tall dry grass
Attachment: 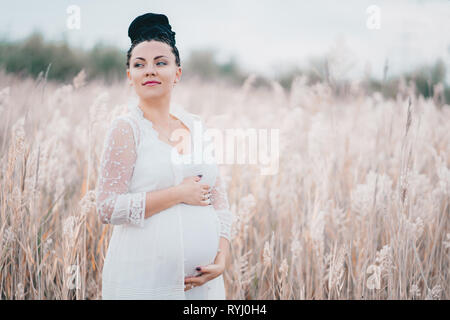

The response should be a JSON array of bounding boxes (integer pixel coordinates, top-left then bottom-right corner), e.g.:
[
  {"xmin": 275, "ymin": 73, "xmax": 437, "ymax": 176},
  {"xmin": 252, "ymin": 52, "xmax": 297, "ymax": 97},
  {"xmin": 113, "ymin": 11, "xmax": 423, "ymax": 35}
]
[{"xmin": 0, "ymin": 68, "xmax": 448, "ymax": 300}]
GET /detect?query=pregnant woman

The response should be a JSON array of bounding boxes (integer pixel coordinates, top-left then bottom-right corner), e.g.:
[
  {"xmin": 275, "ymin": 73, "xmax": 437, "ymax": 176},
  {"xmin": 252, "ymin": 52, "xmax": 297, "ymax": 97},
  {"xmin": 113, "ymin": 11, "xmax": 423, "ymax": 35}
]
[{"xmin": 95, "ymin": 13, "xmax": 233, "ymax": 299}]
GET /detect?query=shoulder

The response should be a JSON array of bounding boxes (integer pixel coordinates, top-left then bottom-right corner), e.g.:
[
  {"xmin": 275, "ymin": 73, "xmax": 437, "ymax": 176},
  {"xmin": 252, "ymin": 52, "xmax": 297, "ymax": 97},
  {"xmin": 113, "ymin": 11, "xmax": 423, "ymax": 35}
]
[
  {"xmin": 173, "ymin": 103, "xmax": 201, "ymax": 122},
  {"xmin": 109, "ymin": 115, "xmax": 134, "ymax": 132},
  {"xmin": 106, "ymin": 115, "xmax": 140, "ymax": 144},
  {"xmin": 186, "ymin": 111, "xmax": 201, "ymax": 121},
  {"xmin": 182, "ymin": 110, "xmax": 203, "ymax": 125}
]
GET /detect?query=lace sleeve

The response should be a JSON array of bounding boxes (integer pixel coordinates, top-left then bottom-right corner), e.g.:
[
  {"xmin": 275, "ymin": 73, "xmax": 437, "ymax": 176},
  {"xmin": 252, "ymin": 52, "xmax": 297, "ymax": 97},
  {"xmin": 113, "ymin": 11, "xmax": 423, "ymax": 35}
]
[
  {"xmin": 95, "ymin": 117, "xmax": 146, "ymax": 227},
  {"xmin": 210, "ymin": 171, "xmax": 233, "ymax": 242}
]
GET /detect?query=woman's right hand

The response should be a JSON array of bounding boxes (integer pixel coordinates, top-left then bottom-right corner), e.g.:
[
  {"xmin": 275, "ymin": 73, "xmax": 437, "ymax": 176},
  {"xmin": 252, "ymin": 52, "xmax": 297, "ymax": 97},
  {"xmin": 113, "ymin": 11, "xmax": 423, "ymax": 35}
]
[{"xmin": 176, "ymin": 175, "xmax": 211, "ymax": 206}]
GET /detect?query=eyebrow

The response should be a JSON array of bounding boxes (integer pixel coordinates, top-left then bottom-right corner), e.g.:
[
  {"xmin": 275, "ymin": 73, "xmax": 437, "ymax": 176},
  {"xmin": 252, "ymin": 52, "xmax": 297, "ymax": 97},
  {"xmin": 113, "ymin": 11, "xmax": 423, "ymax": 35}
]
[{"xmin": 133, "ymin": 56, "xmax": 168, "ymax": 61}]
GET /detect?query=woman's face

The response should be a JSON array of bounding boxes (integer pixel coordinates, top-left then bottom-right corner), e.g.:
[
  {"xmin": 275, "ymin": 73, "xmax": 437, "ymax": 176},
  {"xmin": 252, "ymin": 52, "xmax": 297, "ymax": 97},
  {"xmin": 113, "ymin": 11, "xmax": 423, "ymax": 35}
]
[{"xmin": 127, "ymin": 40, "xmax": 181, "ymax": 100}]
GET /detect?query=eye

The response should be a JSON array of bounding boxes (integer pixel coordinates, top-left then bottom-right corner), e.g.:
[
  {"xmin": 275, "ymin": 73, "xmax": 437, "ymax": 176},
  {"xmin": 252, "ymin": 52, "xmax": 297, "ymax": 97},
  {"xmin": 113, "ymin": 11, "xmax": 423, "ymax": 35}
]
[
  {"xmin": 134, "ymin": 63, "xmax": 143, "ymax": 67},
  {"xmin": 157, "ymin": 61, "xmax": 167, "ymax": 66}
]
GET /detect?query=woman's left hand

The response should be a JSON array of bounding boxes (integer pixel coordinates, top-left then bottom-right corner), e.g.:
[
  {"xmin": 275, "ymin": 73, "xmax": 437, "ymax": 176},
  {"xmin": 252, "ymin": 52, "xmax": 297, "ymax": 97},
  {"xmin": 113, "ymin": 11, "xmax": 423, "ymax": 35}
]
[
  {"xmin": 184, "ymin": 260, "xmax": 225, "ymax": 291},
  {"xmin": 184, "ymin": 238, "xmax": 230, "ymax": 291}
]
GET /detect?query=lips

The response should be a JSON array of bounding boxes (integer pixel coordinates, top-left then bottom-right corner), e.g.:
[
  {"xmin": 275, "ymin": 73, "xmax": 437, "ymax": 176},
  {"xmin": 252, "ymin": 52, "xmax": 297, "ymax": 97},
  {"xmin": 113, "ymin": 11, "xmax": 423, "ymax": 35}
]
[{"xmin": 142, "ymin": 80, "xmax": 161, "ymax": 85}]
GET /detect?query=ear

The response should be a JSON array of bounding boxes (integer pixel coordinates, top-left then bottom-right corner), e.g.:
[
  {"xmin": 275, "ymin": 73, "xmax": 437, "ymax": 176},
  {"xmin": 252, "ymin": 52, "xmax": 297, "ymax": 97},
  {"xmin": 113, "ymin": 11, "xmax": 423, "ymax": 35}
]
[
  {"xmin": 175, "ymin": 66, "xmax": 182, "ymax": 83},
  {"xmin": 126, "ymin": 69, "xmax": 133, "ymax": 86}
]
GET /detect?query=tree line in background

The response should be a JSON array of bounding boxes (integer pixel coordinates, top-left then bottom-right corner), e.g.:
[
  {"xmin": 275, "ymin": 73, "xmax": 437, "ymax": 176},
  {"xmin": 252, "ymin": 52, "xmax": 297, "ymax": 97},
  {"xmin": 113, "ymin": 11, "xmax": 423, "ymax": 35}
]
[{"xmin": 0, "ymin": 31, "xmax": 448, "ymax": 104}]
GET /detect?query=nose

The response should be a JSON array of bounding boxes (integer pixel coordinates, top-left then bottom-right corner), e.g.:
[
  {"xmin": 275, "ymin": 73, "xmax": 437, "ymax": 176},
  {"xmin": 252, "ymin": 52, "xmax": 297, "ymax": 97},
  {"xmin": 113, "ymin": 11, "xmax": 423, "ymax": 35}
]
[{"xmin": 145, "ymin": 64, "xmax": 156, "ymax": 76}]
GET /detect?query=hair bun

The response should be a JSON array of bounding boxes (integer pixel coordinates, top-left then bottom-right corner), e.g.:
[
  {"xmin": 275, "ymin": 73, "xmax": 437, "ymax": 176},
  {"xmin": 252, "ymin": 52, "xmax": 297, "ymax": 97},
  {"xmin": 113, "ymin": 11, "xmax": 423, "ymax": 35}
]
[{"xmin": 128, "ymin": 13, "xmax": 176, "ymax": 45}]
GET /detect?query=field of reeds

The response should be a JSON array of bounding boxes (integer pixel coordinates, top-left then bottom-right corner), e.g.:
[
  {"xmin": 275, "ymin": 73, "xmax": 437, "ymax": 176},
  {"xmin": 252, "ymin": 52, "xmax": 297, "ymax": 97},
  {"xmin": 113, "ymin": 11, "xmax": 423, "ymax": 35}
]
[{"xmin": 0, "ymin": 68, "xmax": 448, "ymax": 300}]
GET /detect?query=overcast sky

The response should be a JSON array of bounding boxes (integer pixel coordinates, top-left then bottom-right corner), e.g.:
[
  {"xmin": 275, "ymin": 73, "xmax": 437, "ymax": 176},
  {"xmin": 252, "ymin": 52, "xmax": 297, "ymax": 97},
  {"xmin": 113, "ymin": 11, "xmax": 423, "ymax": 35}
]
[{"xmin": 0, "ymin": 0, "xmax": 449, "ymax": 82}]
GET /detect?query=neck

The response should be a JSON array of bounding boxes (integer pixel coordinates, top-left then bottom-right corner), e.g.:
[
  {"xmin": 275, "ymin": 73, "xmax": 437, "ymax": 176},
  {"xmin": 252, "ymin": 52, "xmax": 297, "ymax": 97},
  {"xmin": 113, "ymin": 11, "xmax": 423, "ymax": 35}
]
[{"xmin": 138, "ymin": 95, "xmax": 173, "ymax": 126}]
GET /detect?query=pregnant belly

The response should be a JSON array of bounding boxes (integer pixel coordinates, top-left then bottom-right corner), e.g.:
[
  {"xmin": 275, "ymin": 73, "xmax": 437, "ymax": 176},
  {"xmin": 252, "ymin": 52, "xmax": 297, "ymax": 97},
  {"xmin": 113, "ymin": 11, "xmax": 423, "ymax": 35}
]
[{"xmin": 180, "ymin": 204, "xmax": 220, "ymax": 277}]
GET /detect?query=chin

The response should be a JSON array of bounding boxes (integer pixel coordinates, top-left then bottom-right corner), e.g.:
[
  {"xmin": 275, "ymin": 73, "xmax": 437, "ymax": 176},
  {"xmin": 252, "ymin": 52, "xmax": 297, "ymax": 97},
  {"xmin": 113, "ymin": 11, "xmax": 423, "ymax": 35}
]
[{"xmin": 137, "ymin": 90, "xmax": 160, "ymax": 99}]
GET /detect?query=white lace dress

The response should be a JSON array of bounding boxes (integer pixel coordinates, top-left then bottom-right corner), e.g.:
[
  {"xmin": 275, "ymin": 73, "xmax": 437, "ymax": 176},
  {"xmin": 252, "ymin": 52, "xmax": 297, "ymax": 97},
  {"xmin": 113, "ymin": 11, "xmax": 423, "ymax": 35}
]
[{"xmin": 95, "ymin": 102, "xmax": 233, "ymax": 299}]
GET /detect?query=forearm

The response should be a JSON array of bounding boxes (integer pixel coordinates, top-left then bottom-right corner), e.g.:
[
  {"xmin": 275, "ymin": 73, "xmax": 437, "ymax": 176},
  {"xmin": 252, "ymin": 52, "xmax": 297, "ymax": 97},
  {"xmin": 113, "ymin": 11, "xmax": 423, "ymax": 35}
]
[
  {"xmin": 144, "ymin": 185, "xmax": 182, "ymax": 219},
  {"xmin": 214, "ymin": 237, "xmax": 231, "ymax": 268}
]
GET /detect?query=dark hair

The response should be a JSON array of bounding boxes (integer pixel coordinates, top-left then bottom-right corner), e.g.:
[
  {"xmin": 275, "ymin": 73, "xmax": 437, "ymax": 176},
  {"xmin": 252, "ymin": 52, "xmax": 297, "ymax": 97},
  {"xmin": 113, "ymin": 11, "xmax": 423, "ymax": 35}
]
[{"xmin": 126, "ymin": 34, "xmax": 181, "ymax": 69}]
